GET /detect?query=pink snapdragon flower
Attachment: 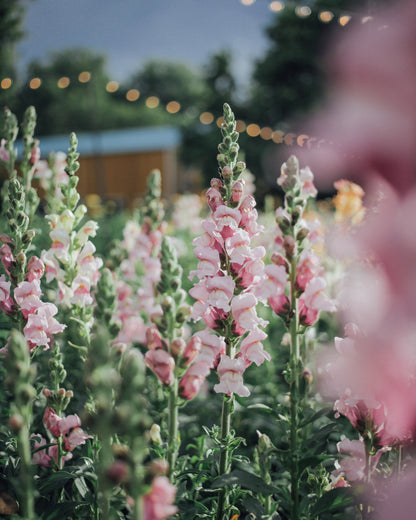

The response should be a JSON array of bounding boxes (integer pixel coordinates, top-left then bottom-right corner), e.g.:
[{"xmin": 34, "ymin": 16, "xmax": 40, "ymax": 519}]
[
  {"xmin": 70, "ymin": 275, "xmax": 93, "ymax": 306},
  {"xmin": 179, "ymin": 360, "xmax": 211, "ymax": 400},
  {"xmin": 31, "ymin": 434, "xmax": 52, "ymax": 467},
  {"xmin": 143, "ymin": 476, "xmax": 177, "ymax": 520},
  {"xmin": 231, "ymin": 293, "xmax": 268, "ymax": 335},
  {"xmin": 145, "ymin": 349, "xmax": 175, "ymax": 386},
  {"xmin": 14, "ymin": 279, "xmax": 43, "ymax": 317},
  {"xmin": 213, "ymin": 205, "xmax": 241, "ymax": 239},
  {"xmin": 240, "ymin": 328, "xmax": 271, "ymax": 367},
  {"xmin": 26, "ymin": 256, "xmax": 45, "ymax": 282},
  {"xmin": 0, "ymin": 243, "xmax": 14, "ymax": 275},
  {"xmin": 43, "ymin": 407, "xmax": 92, "ymax": 453},
  {"xmin": 194, "ymin": 329, "xmax": 225, "ymax": 368},
  {"xmin": 299, "ymin": 277, "xmax": 337, "ymax": 326},
  {"xmin": 0, "ymin": 274, "xmax": 14, "ymax": 314},
  {"xmin": 214, "ymin": 355, "xmax": 250, "ymax": 397},
  {"xmin": 189, "ymin": 246, "xmax": 221, "ymax": 279},
  {"xmin": 23, "ymin": 303, "xmax": 66, "ymax": 350}
]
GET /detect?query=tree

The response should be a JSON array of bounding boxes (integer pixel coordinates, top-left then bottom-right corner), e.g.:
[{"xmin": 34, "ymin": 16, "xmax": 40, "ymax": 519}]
[
  {"xmin": 127, "ymin": 60, "xmax": 207, "ymax": 113},
  {"xmin": 0, "ymin": 0, "xmax": 35, "ymax": 108}
]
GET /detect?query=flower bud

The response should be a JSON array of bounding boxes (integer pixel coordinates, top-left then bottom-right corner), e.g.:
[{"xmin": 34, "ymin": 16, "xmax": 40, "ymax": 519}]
[
  {"xmin": 221, "ymin": 166, "xmax": 232, "ymax": 180},
  {"xmin": 9, "ymin": 414, "xmax": 24, "ymax": 433},
  {"xmin": 170, "ymin": 338, "xmax": 185, "ymax": 358},
  {"xmin": 106, "ymin": 460, "xmax": 130, "ymax": 484},
  {"xmin": 147, "ymin": 459, "xmax": 169, "ymax": 477},
  {"xmin": 150, "ymin": 424, "xmax": 162, "ymax": 445}
]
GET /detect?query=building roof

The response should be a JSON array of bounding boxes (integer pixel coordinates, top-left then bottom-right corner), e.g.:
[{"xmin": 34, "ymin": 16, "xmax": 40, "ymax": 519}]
[{"xmin": 17, "ymin": 125, "xmax": 181, "ymax": 158}]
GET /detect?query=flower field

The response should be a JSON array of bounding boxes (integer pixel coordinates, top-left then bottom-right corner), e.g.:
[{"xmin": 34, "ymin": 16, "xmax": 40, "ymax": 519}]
[{"xmin": 1, "ymin": 100, "xmax": 416, "ymax": 520}]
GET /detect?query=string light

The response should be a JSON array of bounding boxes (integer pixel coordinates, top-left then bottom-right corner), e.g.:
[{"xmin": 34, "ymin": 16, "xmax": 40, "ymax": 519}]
[
  {"xmin": 295, "ymin": 6, "xmax": 311, "ymax": 18},
  {"xmin": 57, "ymin": 77, "xmax": 70, "ymax": 88},
  {"xmin": 166, "ymin": 101, "xmax": 181, "ymax": 114},
  {"xmin": 106, "ymin": 81, "xmax": 119, "ymax": 93},
  {"xmin": 200, "ymin": 112, "xmax": 214, "ymax": 124},
  {"xmin": 1, "ymin": 78, "xmax": 12, "ymax": 89},
  {"xmin": 339, "ymin": 15, "xmax": 351, "ymax": 26},
  {"xmin": 236, "ymin": 120, "xmax": 246, "ymax": 133},
  {"xmin": 78, "ymin": 71, "xmax": 91, "ymax": 83},
  {"xmin": 270, "ymin": 1, "xmax": 284, "ymax": 12},
  {"xmin": 126, "ymin": 89, "xmax": 140, "ymax": 101},
  {"xmin": 260, "ymin": 126, "xmax": 273, "ymax": 140},
  {"xmin": 319, "ymin": 10, "xmax": 334, "ymax": 23},
  {"xmin": 29, "ymin": 77, "xmax": 42, "ymax": 89},
  {"xmin": 241, "ymin": 0, "xmax": 255, "ymax": 5},
  {"xmin": 145, "ymin": 96, "xmax": 159, "ymax": 108},
  {"xmin": 246, "ymin": 123, "xmax": 261, "ymax": 137},
  {"xmin": 216, "ymin": 116, "xmax": 225, "ymax": 128}
]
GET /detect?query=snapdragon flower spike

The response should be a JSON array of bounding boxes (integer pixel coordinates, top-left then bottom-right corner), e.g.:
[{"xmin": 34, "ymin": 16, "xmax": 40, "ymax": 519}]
[
  {"xmin": 43, "ymin": 407, "xmax": 92, "ymax": 452},
  {"xmin": 40, "ymin": 135, "xmax": 103, "ymax": 338},
  {"xmin": 263, "ymin": 156, "xmax": 336, "ymax": 326},
  {"xmin": 189, "ymin": 104, "xmax": 269, "ymax": 398},
  {"xmin": 114, "ymin": 171, "xmax": 165, "ymax": 348}
]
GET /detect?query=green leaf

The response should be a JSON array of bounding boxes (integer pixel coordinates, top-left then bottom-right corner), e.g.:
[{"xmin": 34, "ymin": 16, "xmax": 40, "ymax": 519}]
[
  {"xmin": 299, "ymin": 407, "xmax": 332, "ymax": 427},
  {"xmin": 210, "ymin": 469, "xmax": 279, "ymax": 495},
  {"xmin": 247, "ymin": 403, "xmax": 274, "ymax": 413},
  {"xmin": 298, "ymin": 455, "xmax": 335, "ymax": 476},
  {"xmin": 242, "ymin": 496, "xmax": 265, "ymax": 518},
  {"xmin": 309, "ymin": 488, "xmax": 355, "ymax": 517}
]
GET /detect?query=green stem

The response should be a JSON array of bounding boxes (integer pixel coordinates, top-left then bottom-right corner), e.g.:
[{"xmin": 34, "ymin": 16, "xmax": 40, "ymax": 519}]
[
  {"xmin": 289, "ymin": 257, "xmax": 300, "ymax": 520},
  {"xmin": 18, "ymin": 424, "xmax": 35, "ymax": 520},
  {"xmin": 216, "ymin": 394, "xmax": 233, "ymax": 520},
  {"xmin": 134, "ymin": 494, "xmax": 143, "ymax": 520},
  {"xmin": 167, "ymin": 378, "xmax": 179, "ymax": 481}
]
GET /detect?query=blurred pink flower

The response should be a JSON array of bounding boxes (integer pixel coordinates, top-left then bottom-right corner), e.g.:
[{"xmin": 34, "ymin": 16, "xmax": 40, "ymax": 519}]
[
  {"xmin": 143, "ymin": 476, "xmax": 177, "ymax": 520},
  {"xmin": 145, "ymin": 349, "xmax": 175, "ymax": 386},
  {"xmin": 0, "ymin": 139, "xmax": 10, "ymax": 162}
]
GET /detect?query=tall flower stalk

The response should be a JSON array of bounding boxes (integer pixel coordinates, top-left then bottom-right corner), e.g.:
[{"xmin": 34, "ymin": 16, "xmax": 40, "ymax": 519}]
[
  {"xmin": 189, "ymin": 104, "xmax": 269, "ymax": 520},
  {"xmin": 259, "ymin": 156, "xmax": 337, "ymax": 518}
]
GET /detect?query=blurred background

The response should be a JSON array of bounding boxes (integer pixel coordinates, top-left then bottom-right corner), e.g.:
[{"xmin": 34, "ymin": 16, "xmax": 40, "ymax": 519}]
[{"xmin": 0, "ymin": 0, "xmax": 388, "ymax": 207}]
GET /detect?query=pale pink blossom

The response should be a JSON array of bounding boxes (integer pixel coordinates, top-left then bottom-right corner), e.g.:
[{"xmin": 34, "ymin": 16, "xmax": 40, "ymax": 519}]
[
  {"xmin": 0, "ymin": 243, "xmax": 14, "ymax": 274},
  {"xmin": 213, "ymin": 205, "xmax": 241, "ymax": 239},
  {"xmin": 14, "ymin": 279, "xmax": 43, "ymax": 316},
  {"xmin": 189, "ymin": 246, "xmax": 221, "ymax": 280},
  {"xmin": 0, "ymin": 274, "xmax": 14, "ymax": 314},
  {"xmin": 205, "ymin": 275, "xmax": 235, "ymax": 312},
  {"xmin": 225, "ymin": 229, "xmax": 251, "ymax": 265},
  {"xmin": 206, "ymin": 187, "xmax": 223, "ymax": 213},
  {"xmin": 145, "ymin": 349, "xmax": 175, "ymax": 386},
  {"xmin": 257, "ymin": 264, "xmax": 288, "ymax": 300},
  {"xmin": 143, "ymin": 476, "xmax": 177, "ymax": 520},
  {"xmin": 194, "ymin": 329, "xmax": 225, "ymax": 368},
  {"xmin": 30, "ymin": 434, "xmax": 51, "ymax": 467},
  {"xmin": 26, "ymin": 256, "xmax": 45, "ymax": 282},
  {"xmin": 70, "ymin": 275, "xmax": 93, "ymax": 306},
  {"xmin": 269, "ymin": 293, "xmax": 290, "ymax": 316},
  {"xmin": 239, "ymin": 195, "xmax": 263, "ymax": 237},
  {"xmin": 192, "ymin": 219, "xmax": 224, "ymax": 252},
  {"xmin": 332, "ymin": 438, "xmax": 385, "ymax": 484},
  {"xmin": 214, "ymin": 355, "xmax": 250, "ymax": 397},
  {"xmin": 116, "ymin": 315, "xmax": 147, "ymax": 345},
  {"xmin": 300, "ymin": 166, "xmax": 317, "ymax": 198},
  {"xmin": 296, "ymin": 250, "xmax": 323, "ymax": 292},
  {"xmin": 50, "ymin": 228, "xmax": 70, "ymax": 262},
  {"xmin": 146, "ymin": 326, "xmax": 164, "ymax": 350},
  {"xmin": 76, "ymin": 220, "xmax": 99, "ymax": 246},
  {"xmin": 240, "ymin": 329, "xmax": 270, "ymax": 367},
  {"xmin": 301, "ymin": 277, "xmax": 337, "ymax": 313},
  {"xmin": 179, "ymin": 360, "xmax": 210, "ymax": 400},
  {"xmin": 43, "ymin": 407, "xmax": 61, "ymax": 437},
  {"xmin": 182, "ymin": 335, "xmax": 202, "ymax": 365},
  {"xmin": 24, "ymin": 303, "xmax": 65, "ymax": 349},
  {"xmin": 77, "ymin": 241, "xmax": 103, "ymax": 281},
  {"xmin": 231, "ymin": 180, "xmax": 244, "ymax": 202},
  {"xmin": 231, "ymin": 293, "xmax": 267, "ymax": 335},
  {"xmin": 59, "ymin": 414, "xmax": 92, "ymax": 451},
  {"xmin": 41, "ymin": 249, "xmax": 61, "ymax": 283}
]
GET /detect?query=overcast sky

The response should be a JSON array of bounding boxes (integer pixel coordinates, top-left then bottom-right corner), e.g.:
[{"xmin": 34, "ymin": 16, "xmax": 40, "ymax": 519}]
[{"xmin": 18, "ymin": 0, "xmax": 277, "ymax": 90}]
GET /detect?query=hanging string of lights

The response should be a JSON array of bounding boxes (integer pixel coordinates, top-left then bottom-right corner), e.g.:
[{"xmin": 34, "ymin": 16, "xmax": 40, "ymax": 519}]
[
  {"xmin": 1, "ymin": 1, "xmax": 375, "ymax": 149},
  {"xmin": 0, "ymin": 71, "xmax": 326, "ymax": 149}
]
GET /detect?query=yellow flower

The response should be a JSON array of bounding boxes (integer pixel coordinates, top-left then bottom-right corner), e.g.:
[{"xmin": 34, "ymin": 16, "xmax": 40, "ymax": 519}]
[{"xmin": 333, "ymin": 179, "xmax": 365, "ymax": 225}]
